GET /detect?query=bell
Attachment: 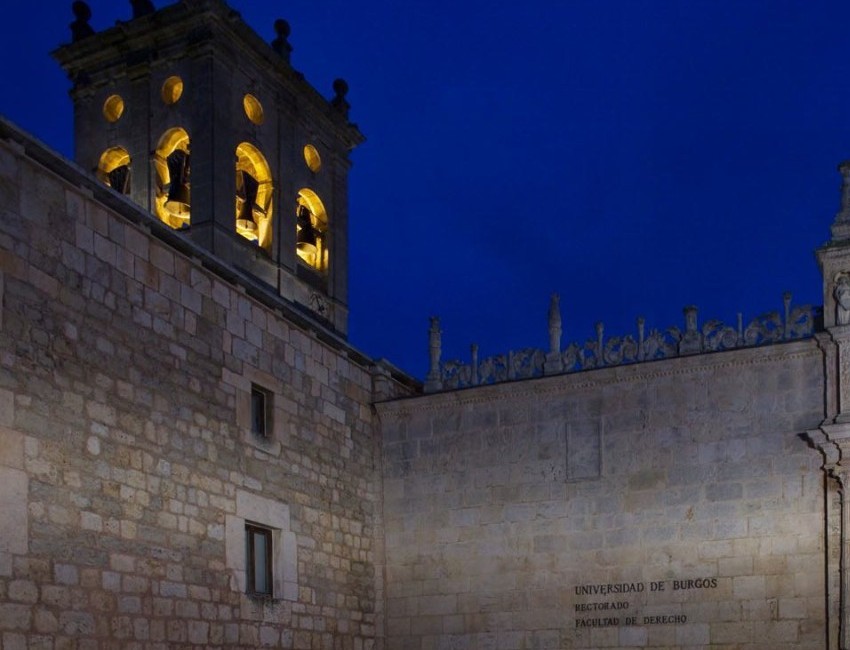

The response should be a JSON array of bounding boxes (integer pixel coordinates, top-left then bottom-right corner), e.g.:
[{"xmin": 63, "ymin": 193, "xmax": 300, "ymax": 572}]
[
  {"xmin": 107, "ymin": 164, "xmax": 131, "ymax": 194},
  {"xmin": 296, "ymin": 204, "xmax": 318, "ymax": 255},
  {"xmin": 164, "ymin": 149, "xmax": 190, "ymax": 219},
  {"xmin": 235, "ymin": 170, "xmax": 262, "ymax": 240}
]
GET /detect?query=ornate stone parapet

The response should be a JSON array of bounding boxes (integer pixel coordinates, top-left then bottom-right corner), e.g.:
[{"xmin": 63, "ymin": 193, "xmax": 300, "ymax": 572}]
[{"xmin": 426, "ymin": 294, "xmax": 820, "ymax": 392}]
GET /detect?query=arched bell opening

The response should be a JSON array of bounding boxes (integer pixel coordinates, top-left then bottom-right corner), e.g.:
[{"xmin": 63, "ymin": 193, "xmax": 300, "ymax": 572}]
[
  {"xmin": 234, "ymin": 142, "xmax": 274, "ymax": 252},
  {"xmin": 296, "ymin": 188, "xmax": 328, "ymax": 273},
  {"xmin": 153, "ymin": 127, "xmax": 191, "ymax": 229},
  {"xmin": 97, "ymin": 146, "xmax": 131, "ymax": 194}
]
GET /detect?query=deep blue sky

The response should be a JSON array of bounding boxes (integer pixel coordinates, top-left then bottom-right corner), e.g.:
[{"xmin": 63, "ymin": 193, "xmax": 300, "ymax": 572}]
[{"xmin": 2, "ymin": 1, "xmax": 848, "ymax": 378}]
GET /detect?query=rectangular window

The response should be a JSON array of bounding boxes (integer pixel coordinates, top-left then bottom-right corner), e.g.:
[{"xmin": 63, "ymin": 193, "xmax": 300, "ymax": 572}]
[
  {"xmin": 250, "ymin": 384, "xmax": 270, "ymax": 437},
  {"xmin": 245, "ymin": 523, "xmax": 273, "ymax": 596}
]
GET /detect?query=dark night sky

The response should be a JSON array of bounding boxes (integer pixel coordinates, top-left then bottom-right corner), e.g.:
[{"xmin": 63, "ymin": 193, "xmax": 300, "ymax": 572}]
[{"xmin": 2, "ymin": 1, "xmax": 849, "ymax": 379}]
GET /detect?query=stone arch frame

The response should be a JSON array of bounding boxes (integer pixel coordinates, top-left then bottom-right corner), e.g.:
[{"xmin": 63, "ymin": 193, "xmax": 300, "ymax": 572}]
[
  {"xmin": 295, "ymin": 188, "xmax": 329, "ymax": 273},
  {"xmin": 97, "ymin": 146, "xmax": 131, "ymax": 194},
  {"xmin": 234, "ymin": 142, "xmax": 274, "ymax": 252},
  {"xmin": 153, "ymin": 127, "xmax": 191, "ymax": 229}
]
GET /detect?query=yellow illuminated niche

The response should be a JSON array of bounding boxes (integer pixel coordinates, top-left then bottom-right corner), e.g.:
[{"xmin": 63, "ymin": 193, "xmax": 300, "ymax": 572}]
[
  {"xmin": 296, "ymin": 188, "xmax": 328, "ymax": 272},
  {"xmin": 153, "ymin": 127, "xmax": 191, "ymax": 229},
  {"xmin": 243, "ymin": 94, "xmax": 264, "ymax": 125},
  {"xmin": 97, "ymin": 146, "xmax": 131, "ymax": 194},
  {"xmin": 161, "ymin": 76, "xmax": 184, "ymax": 105},
  {"xmin": 303, "ymin": 145, "xmax": 321, "ymax": 173},
  {"xmin": 102, "ymin": 95, "xmax": 124, "ymax": 122},
  {"xmin": 235, "ymin": 142, "xmax": 274, "ymax": 251}
]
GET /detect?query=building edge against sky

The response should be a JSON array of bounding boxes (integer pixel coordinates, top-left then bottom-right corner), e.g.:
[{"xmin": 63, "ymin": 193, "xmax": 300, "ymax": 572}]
[{"xmin": 2, "ymin": 0, "xmax": 850, "ymax": 648}]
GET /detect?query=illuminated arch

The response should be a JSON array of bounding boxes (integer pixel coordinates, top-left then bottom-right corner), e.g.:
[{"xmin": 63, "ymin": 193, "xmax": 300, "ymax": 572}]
[
  {"xmin": 296, "ymin": 188, "xmax": 328, "ymax": 272},
  {"xmin": 97, "ymin": 146, "xmax": 131, "ymax": 194},
  {"xmin": 235, "ymin": 142, "xmax": 274, "ymax": 251},
  {"xmin": 153, "ymin": 127, "xmax": 191, "ymax": 229}
]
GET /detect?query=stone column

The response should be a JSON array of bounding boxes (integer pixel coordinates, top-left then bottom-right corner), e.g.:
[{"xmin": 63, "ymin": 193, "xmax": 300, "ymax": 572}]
[
  {"xmin": 837, "ymin": 331, "xmax": 850, "ymax": 423},
  {"xmin": 839, "ymin": 467, "xmax": 850, "ymax": 650},
  {"xmin": 808, "ymin": 427, "xmax": 843, "ymax": 649}
]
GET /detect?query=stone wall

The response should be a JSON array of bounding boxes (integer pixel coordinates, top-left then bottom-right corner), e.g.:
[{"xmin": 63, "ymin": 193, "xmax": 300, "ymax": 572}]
[
  {"xmin": 378, "ymin": 342, "xmax": 829, "ymax": 649},
  {"xmin": 0, "ymin": 110, "xmax": 837, "ymax": 649},
  {"xmin": 0, "ymin": 123, "xmax": 407, "ymax": 649}
]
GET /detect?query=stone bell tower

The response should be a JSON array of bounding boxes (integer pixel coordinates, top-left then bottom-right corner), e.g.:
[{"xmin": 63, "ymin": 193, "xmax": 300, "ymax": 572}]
[{"xmin": 53, "ymin": 0, "xmax": 364, "ymax": 334}]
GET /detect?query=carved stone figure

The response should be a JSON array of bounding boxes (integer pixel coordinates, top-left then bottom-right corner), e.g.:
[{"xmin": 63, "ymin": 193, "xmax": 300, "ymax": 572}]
[
  {"xmin": 834, "ymin": 273, "xmax": 850, "ymax": 325},
  {"xmin": 679, "ymin": 306, "xmax": 703, "ymax": 355}
]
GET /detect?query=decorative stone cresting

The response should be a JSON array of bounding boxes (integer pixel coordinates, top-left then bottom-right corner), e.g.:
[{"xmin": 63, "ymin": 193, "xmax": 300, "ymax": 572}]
[{"xmin": 426, "ymin": 292, "xmax": 821, "ymax": 392}]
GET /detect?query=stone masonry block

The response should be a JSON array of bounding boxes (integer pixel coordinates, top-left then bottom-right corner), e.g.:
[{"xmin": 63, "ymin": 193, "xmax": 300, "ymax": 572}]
[
  {"xmin": 0, "ymin": 425, "xmax": 23, "ymax": 466},
  {"xmin": 0, "ymin": 466, "xmax": 27, "ymax": 555}
]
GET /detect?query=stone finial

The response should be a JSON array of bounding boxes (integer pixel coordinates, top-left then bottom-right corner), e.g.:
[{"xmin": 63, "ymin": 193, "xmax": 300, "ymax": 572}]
[
  {"xmin": 832, "ymin": 161, "xmax": 850, "ymax": 241},
  {"xmin": 544, "ymin": 294, "xmax": 563, "ymax": 375},
  {"xmin": 684, "ymin": 306, "xmax": 698, "ymax": 332},
  {"xmin": 272, "ymin": 19, "xmax": 293, "ymax": 62},
  {"xmin": 547, "ymin": 294, "xmax": 562, "ymax": 355},
  {"xmin": 783, "ymin": 292, "xmax": 792, "ymax": 339},
  {"xmin": 331, "ymin": 78, "xmax": 350, "ymax": 117},
  {"xmin": 679, "ymin": 305, "xmax": 702, "ymax": 355},
  {"xmin": 595, "ymin": 322, "xmax": 605, "ymax": 367},
  {"xmin": 130, "ymin": 0, "xmax": 155, "ymax": 18},
  {"xmin": 425, "ymin": 317, "xmax": 442, "ymax": 392},
  {"xmin": 636, "ymin": 316, "xmax": 646, "ymax": 360},
  {"xmin": 470, "ymin": 344, "xmax": 479, "ymax": 386},
  {"xmin": 70, "ymin": 1, "xmax": 95, "ymax": 42}
]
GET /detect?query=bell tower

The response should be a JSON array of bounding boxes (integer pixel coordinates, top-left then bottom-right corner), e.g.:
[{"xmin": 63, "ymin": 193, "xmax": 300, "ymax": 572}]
[{"xmin": 53, "ymin": 0, "xmax": 364, "ymax": 334}]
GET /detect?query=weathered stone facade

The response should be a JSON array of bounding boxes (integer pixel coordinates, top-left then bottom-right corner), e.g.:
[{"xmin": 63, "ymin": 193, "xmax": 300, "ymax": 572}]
[
  {"xmin": 0, "ymin": 120, "xmax": 411, "ymax": 649},
  {"xmin": 377, "ymin": 342, "xmax": 830, "ymax": 649},
  {"xmin": 4, "ymin": 1, "xmax": 850, "ymax": 649}
]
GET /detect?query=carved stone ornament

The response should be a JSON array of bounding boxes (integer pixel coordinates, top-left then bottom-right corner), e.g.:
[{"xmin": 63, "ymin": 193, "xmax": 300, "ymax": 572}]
[
  {"xmin": 835, "ymin": 272, "xmax": 850, "ymax": 326},
  {"xmin": 426, "ymin": 294, "xmax": 819, "ymax": 392},
  {"xmin": 309, "ymin": 292, "xmax": 327, "ymax": 317}
]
